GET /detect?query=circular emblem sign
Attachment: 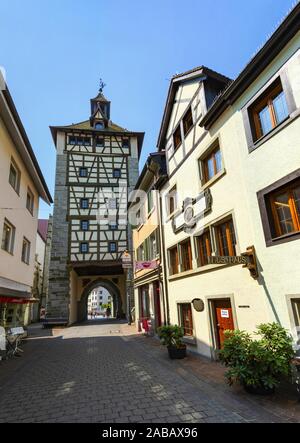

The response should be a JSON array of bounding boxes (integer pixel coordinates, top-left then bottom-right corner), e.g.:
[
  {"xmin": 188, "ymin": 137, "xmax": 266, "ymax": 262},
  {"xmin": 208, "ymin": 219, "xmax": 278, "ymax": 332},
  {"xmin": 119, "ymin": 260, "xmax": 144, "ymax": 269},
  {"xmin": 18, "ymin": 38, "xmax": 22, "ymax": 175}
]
[{"xmin": 192, "ymin": 298, "xmax": 205, "ymax": 312}]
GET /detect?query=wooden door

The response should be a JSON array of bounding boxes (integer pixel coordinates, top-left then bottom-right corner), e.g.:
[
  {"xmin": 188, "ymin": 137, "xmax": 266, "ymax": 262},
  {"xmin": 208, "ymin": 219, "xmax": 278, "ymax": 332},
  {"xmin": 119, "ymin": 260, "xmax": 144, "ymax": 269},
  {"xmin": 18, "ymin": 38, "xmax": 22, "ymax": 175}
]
[{"xmin": 213, "ymin": 300, "xmax": 234, "ymax": 349}]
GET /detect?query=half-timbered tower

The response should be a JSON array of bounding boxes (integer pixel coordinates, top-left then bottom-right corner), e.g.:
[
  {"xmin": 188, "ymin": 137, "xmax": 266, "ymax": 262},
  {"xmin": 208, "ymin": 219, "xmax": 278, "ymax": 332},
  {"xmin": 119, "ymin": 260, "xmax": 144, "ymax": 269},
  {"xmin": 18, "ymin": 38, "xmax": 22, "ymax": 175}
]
[{"xmin": 47, "ymin": 86, "xmax": 144, "ymax": 324}]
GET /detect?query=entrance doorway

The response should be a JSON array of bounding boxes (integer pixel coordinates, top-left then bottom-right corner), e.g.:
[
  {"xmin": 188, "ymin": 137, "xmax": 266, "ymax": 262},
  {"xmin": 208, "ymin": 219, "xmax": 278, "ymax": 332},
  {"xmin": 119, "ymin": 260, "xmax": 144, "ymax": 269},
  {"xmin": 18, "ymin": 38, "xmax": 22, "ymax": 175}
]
[
  {"xmin": 211, "ymin": 299, "xmax": 235, "ymax": 349},
  {"xmin": 153, "ymin": 281, "xmax": 162, "ymax": 329}
]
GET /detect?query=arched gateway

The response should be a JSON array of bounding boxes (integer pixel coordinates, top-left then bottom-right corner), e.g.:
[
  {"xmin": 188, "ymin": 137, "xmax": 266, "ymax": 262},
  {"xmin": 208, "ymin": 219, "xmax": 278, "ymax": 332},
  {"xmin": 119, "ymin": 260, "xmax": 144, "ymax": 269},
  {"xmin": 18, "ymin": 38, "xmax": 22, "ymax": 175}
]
[{"xmin": 78, "ymin": 278, "xmax": 122, "ymax": 323}]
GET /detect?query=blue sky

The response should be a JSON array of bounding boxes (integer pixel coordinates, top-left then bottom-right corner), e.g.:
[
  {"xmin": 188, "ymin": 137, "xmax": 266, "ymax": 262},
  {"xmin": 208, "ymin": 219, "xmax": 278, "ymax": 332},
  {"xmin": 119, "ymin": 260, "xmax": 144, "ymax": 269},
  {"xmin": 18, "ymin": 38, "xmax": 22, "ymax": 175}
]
[{"xmin": 0, "ymin": 0, "xmax": 295, "ymax": 218}]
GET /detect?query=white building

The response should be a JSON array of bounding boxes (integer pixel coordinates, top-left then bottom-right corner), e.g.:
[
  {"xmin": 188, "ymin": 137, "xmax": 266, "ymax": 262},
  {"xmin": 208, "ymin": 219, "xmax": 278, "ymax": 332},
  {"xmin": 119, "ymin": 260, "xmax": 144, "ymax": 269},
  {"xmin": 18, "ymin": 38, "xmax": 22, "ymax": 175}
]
[
  {"xmin": 157, "ymin": 4, "xmax": 300, "ymax": 358},
  {"xmin": 87, "ymin": 287, "xmax": 112, "ymax": 315}
]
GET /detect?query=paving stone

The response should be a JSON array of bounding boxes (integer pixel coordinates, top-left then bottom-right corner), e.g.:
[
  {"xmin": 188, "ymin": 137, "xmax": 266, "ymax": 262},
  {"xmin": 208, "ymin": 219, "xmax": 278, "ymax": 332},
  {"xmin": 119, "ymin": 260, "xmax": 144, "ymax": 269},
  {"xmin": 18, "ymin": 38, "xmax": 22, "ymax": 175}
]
[{"xmin": 0, "ymin": 320, "xmax": 297, "ymax": 424}]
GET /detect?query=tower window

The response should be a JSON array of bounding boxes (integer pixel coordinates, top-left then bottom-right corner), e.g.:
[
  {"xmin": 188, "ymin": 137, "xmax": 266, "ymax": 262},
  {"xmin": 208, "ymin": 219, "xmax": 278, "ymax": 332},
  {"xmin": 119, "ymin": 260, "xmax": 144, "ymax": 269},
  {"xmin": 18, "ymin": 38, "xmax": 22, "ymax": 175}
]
[
  {"xmin": 79, "ymin": 167, "xmax": 88, "ymax": 178},
  {"xmin": 80, "ymin": 198, "xmax": 89, "ymax": 209},
  {"xmin": 96, "ymin": 137, "xmax": 104, "ymax": 147},
  {"xmin": 109, "ymin": 242, "xmax": 117, "ymax": 253},
  {"xmin": 81, "ymin": 220, "xmax": 90, "ymax": 231},
  {"xmin": 113, "ymin": 169, "xmax": 121, "ymax": 178},
  {"xmin": 80, "ymin": 242, "xmax": 89, "ymax": 253}
]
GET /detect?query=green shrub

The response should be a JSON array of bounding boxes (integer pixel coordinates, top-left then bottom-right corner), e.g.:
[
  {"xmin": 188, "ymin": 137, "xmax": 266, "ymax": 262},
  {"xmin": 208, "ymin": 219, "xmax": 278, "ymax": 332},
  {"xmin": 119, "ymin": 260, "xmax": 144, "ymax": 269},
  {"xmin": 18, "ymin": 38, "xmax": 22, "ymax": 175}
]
[
  {"xmin": 219, "ymin": 322, "xmax": 295, "ymax": 390},
  {"xmin": 158, "ymin": 325, "xmax": 185, "ymax": 348}
]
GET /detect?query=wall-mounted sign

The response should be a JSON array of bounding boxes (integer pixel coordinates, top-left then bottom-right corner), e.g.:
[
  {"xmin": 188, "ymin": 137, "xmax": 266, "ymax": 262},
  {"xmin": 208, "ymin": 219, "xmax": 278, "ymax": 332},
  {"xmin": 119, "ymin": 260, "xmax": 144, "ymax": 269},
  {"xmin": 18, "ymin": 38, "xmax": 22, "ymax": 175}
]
[
  {"xmin": 192, "ymin": 298, "xmax": 205, "ymax": 312},
  {"xmin": 172, "ymin": 189, "xmax": 212, "ymax": 234},
  {"xmin": 221, "ymin": 309, "xmax": 229, "ymax": 318},
  {"xmin": 135, "ymin": 261, "xmax": 158, "ymax": 271},
  {"xmin": 207, "ymin": 246, "xmax": 258, "ymax": 279},
  {"xmin": 208, "ymin": 256, "xmax": 249, "ymax": 265}
]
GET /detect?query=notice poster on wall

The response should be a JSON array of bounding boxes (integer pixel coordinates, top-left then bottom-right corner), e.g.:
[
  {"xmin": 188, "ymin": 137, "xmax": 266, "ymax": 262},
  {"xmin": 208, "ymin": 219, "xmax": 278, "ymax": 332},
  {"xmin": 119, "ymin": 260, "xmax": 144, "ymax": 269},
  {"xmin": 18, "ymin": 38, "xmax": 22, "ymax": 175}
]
[{"xmin": 221, "ymin": 309, "xmax": 229, "ymax": 318}]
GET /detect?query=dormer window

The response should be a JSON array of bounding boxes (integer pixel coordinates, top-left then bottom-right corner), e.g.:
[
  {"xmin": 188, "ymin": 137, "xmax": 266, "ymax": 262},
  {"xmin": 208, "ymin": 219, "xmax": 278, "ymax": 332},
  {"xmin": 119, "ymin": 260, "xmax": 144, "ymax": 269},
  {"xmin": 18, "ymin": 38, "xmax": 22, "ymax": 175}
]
[{"xmin": 95, "ymin": 122, "xmax": 104, "ymax": 130}]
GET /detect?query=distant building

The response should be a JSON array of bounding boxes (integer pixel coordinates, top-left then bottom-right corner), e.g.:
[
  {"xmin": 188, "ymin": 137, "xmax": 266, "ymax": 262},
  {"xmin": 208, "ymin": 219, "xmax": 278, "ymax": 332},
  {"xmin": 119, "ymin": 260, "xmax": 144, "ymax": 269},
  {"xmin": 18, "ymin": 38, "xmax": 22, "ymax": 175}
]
[
  {"xmin": 87, "ymin": 287, "xmax": 112, "ymax": 315},
  {"xmin": 0, "ymin": 80, "xmax": 52, "ymax": 329}
]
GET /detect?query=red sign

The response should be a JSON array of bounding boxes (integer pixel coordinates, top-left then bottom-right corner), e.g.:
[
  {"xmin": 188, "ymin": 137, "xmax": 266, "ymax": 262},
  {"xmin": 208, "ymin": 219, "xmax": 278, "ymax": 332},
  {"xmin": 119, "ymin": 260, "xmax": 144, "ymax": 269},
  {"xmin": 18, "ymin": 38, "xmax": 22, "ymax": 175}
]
[{"xmin": 135, "ymin": 261, "xmax": 158, "ymax": 270}]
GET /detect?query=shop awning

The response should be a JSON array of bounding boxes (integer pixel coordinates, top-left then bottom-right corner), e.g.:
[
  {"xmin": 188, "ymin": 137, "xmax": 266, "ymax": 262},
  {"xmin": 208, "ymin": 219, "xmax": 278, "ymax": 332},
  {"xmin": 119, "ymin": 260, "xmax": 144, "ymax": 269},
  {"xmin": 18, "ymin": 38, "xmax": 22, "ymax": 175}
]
[{"xmin": 0, "ymin": 297, "xmax": 39, "ymax": 304}]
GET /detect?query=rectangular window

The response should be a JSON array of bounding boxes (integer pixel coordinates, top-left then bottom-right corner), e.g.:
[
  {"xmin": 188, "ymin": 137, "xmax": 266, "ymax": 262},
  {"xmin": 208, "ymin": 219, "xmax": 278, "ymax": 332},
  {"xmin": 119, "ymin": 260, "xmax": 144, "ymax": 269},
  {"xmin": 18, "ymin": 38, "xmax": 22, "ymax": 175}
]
[
  {"xmin": 180, "ymin": 239, "xmax": 193, "ymax": 272},
  {"xmin": 169, "ymin": 246, "xmax": 179, "ymax": 275},
  {"xmin": 173, "ymin": 126, "xmax": 182, "ymax": 151},
  {"xmin": 79, "ymin": 167, "xmax": 88, "ymax": 178},
  {"xmin": 9, "ymin": 160, "xmax": 20, "ymax": 193},
  {"xmin": 196, "ymin": 230, "xmax": 212, "ymax": 267},
  {"xmin": 215, "ymin": 218, "xmax": 236, "ymax": 257},
  {"xmin": 149, "ymin": 231, "xmax": 157, "ymax": 260},
  {"xmin": 109, "ymin": 242, "xmax": 117, "ymax": 253},
  {"xmin": 69, "ymin": 136, "xmax": 76, "ymax": 145},
  {"xmin": 147, "ymin": 190, "xmax": 154, "ymax": 214},
  {"xmin": 77, "ymin": 137, "xmax": 84, "ymax": 146},
  {"xmin": 178, "ymin": 303, "xmax": 193, "ymax": 336},
  {"xmin": 26, "ymin": 188, "xmax": 34, "ymax": 214},
  {"xmin": 109, "ymin": 222, "xmax": 118, "ymax": 230},
  {"xmin": 1, "ymin": 219, "xmax": 15, "ymax": 254},
  {"xmin": 122, "ymin": 139, "xmax": 130, "ymax": 149},
  {"xmin": 183, "ymin": 107, "xmax": 193, "ymax": 136},
  {"xmin": 21, "ymin": 237, "xmax": 31, "ymax": 264},
  {"xmin": 84, "ymin": 137, "xmax": 91, "ymax": 146},
  {"xmin": 80, "ymin": 242, "xmax": 89, "ymax": 253},
  {"xmin": 166, "ymin": 186, "xmax": 177, "ymax": 216},
  {"xmin": 249, "ymin": 79, "xmax": 289, "ymax": 141},
  {"xmin": 269, "ymin": 181, "xmax": 300, "ymax": 237},
  {"xmin": 96, "ymin": 137, "xmax": 104, "ymax": 147},
  {"xmin": 107, "ymin": 198, "xmax": 117, "ymax": 210},
  {"xmin": 202, "ymin": 145, "xmax": 222, "ymax": 183},
  {"xmin": 81, "ymin": 220, "xmax": 89, "ymax": 231},
  {"xmin": 113, "ymin": 168, "xmax": 121, "ymax": 179},
  {"xmin": 80, "ymin": 198, "xmax": 89, "ymax": 209}
]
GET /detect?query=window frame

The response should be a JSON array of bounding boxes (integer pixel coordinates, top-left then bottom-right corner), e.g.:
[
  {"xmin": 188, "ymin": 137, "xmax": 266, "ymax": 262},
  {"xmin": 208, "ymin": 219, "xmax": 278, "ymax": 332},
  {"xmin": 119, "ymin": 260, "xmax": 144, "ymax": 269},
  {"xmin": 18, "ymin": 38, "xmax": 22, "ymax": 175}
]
[
  {"xmin": 81, "ymin": 220, "xmax": 90, "ymax": 231},
  {"xmin": 195, "ymin": 229, "xmax": 212, "ymax": 267},
  {"xmin": 200, "ymin": 143, "xmax": 223, "ymax": 185},
  {"xmin": 26, "ymin": 187, "xmax": 34, "ymax": 215},
  {"xmin": 257, "ymin": 170, "xmax": 300, "ymax": 247},
  {"xmin": 214, "ymin": 218, "xmax": 237, "ymax": 257},
  {"xmin": 80, "ymin": 198, "xmax": 89, "ymax": 210},
  {"xmin": 182, "ymin": 107, "xmax": 194, "ymax": 137},
  {"xmin": 79, "ymin": 167, "xmax": 88, "ymax": 178},
  {"xmin": 109, "ymin": 241, "xmax": 117, "ymax": 253},
  {"xmin": 21, "ymin": 237, "xmax": 31, "ymax": 264},
  {"xmin": 80, "ymin": 242, "xmax": 89, "ymax": 254},
  {"xmin": 9, "ymin": 158, "xmax": 21, "ymax": 194},
  {"xmin": 242, "ymin": 70, "xmax": 297, "ymax": 152},
  {"xmin": 113, "ymin": 168, "xmax": 121, "ymax": 179},
  {"xmin": 168, "ymin": 245, "xmax": 179, "ymax": 276},
  {"xmin": 166, "ymin": 185, "xmax": 178, "ymax": 217},
  {"xmin": 1, "ymin": 219, "xmax": 16, "ymax": 255},
  {"xmin": 179, "ymin": 238, "xmax": 193, "ymax": 272},
  {"xmin": 178, "ymin": 303, "xmax": 194, "ymax": 337},
  {"xmin": 173, "ymin": 124, "xmax": 182, "ymax": 152}
]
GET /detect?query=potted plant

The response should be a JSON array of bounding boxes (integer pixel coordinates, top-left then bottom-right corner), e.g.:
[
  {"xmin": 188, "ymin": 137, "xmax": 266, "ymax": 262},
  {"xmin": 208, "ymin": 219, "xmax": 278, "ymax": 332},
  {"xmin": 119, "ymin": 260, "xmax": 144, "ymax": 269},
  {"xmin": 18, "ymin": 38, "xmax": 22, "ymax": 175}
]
[
  {"xmin": 158, "ymin": 325, "xmax": 187, "ymax": 359},
  {"xmin": 219, "ymin": 322, "xmax": 295, "ymax": 395}
]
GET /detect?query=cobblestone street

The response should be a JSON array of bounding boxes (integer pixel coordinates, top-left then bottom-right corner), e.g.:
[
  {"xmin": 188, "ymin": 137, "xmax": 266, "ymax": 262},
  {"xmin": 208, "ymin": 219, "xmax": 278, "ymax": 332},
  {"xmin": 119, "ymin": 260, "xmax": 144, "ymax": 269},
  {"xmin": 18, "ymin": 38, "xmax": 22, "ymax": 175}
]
[{"xmin": 0, "ymin": 320, "xmax": 299, "ymax": 423}]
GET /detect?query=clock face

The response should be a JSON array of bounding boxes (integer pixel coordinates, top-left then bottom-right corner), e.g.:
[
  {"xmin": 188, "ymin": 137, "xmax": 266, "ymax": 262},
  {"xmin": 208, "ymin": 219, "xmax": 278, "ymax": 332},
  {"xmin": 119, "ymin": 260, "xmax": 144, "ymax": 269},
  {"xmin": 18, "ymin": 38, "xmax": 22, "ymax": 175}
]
[{"xmin": 184, "ymin": 206, "xmax": 194, "ymax": 224}]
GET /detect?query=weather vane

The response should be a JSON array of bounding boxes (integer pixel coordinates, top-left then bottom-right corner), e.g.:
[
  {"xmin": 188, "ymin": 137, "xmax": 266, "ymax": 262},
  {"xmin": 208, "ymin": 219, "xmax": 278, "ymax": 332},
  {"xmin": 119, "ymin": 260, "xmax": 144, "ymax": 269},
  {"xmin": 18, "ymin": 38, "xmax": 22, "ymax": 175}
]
[{"xmin": 99, "ymin": 78, "xmax": 106, "ymax": 93}]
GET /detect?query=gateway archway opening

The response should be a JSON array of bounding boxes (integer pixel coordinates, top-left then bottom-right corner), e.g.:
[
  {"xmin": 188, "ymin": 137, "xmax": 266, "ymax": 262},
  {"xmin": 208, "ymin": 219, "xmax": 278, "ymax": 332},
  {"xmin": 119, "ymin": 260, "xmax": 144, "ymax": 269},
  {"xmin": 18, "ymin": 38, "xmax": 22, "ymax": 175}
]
[
  {"xmin": 87, "ymin": 286, "xmax": 114, "ymax": 321},
  {"xmin": 77, "ymin": 278, "xmax": 123, "ymax": 323}
]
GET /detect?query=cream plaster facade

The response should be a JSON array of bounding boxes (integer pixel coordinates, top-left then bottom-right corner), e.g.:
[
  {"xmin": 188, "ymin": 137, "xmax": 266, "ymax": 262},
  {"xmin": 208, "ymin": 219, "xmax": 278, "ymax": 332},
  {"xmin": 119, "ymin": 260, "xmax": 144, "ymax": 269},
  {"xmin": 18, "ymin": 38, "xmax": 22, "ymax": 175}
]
[{"xmin": 158, "ymin": 31, "xmax": 300, "ymax": 358}]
